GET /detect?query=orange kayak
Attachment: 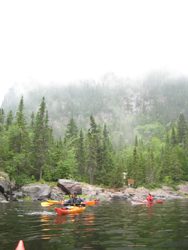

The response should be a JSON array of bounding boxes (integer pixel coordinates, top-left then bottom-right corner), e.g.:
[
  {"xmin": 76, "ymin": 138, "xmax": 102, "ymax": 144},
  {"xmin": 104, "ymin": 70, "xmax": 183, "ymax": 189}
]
[{"xmin": 55, "ymin": 206, "xmax": 86, "ymax": 215}]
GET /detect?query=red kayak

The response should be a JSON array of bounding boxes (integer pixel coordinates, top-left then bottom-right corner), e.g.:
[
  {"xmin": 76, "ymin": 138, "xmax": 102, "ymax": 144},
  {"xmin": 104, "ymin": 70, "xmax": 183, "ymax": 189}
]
[
  {"xmin": 131, "ymin": 200, "xmax": 163, "ymax": 205},
  {"xmin": 15, "ymin": 240, "xmax": 25, "ymax": 250}
]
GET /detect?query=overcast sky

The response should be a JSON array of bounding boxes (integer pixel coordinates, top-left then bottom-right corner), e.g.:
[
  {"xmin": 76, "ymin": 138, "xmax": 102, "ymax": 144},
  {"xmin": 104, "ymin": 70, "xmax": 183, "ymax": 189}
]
[{"xmin": 0, "ymin": 0, "xmax": 188, "ymax": 106}]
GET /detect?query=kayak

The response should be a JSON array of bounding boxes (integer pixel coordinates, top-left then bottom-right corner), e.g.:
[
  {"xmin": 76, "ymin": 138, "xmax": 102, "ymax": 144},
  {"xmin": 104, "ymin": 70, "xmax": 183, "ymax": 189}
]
[
  {"xmin": 47, "ymin": 199, "xmax": 66, "ymax": 204},
  {"xmin": 15, "ymin": 240, "xmax": 25, "ymax": 250},
  {"xmin": 47, "ymin": 200, "xmax": 98, "ymax": 206},
  {"xmin": 55, "ymin": 206, "xmax": 86, "ymax": 215},
  {"xmin": 131, "ymin": 200, "xmax": 163, "ymax": 205}
]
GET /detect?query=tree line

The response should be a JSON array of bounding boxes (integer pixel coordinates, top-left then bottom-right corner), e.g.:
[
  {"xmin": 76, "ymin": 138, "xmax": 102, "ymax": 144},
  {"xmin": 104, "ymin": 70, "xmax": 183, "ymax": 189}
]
[{"xmin": 0, "ymin": 96, "xmax": 188, "ymax": 188}]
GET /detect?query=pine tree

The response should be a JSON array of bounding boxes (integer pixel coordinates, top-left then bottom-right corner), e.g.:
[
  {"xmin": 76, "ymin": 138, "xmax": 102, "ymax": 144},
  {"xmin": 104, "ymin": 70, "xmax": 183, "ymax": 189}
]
[
  {"xmin": 0, "ymin": 108, "xmax": 5, "ymax": 132},
  {"xmin": 171, "ymin": 126, "xmax": 177, "ymax": 148},
  {"xmin": 7, "ymin": 96, "xmax": 29, "ymax": 179},
  {"xmin": 5, "ymin": 110, "xmax": 13, "ymax": 131},
  {"xmin": 76, "ymin": 128, "xmax": 87, "ymax": 181},
  {"xmin": 177, "ymin": 113, "xmax": 187, "ymax": 145},
  {"xmin": 86, "ymin": 114, "xmax": 101, "ymax": 184},
  {"xmin": 65, "ymin": 118, "xmax": 78, "ymax": 141},
  {"xmin": 31, "ymin": 97, "xmax": 52, "ymax": 181}
]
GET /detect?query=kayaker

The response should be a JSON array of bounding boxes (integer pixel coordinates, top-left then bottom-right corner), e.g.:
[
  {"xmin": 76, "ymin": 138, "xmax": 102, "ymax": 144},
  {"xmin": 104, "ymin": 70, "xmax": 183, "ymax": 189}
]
[
  {"xmin": 64, "ymin": 191, "xmax": 84, "ymax": 206},
  {"xmin": 146, "ymin": 193, "xmax": 153, "ymax": 202}
]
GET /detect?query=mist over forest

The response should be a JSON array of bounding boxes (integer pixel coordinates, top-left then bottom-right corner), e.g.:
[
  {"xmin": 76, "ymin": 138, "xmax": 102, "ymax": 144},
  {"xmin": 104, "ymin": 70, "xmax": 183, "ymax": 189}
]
[
  {"xmin": 1, "ymin": 71, "xmax": 188, "ymax": 188},
  {"xmin": 1, "ymin": 71, "xmax": 188, "ymax": 148}
]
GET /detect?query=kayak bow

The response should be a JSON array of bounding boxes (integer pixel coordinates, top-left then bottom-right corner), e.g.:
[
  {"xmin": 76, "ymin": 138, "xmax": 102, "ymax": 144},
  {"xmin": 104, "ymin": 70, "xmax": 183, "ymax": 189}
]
[
  {"xmin": 15, "ymin": 240, "xmax": 25, "ymax": 250},
  {"xmin": 131, "ymin": 200, "xmax": 163, "ymax": 205}
]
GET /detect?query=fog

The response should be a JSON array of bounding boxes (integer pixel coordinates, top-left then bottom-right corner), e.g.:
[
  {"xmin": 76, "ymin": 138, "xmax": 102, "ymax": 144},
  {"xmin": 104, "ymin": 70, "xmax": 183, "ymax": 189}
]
[{"xmin": 1, "ymin": 0, "xmax": 188, "ymax": 106}]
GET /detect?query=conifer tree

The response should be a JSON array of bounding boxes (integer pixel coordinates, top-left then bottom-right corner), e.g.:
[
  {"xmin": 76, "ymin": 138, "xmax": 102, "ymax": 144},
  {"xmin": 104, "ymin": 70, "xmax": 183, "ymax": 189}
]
[
  {"xmin": 5, "ymin": 110, "xmax": 13, "ymax": 131},
  {"xmin": 31, "ymin": 97, "xmax": 51, "ymax": 181},
  {"xmin": 171, "ymin": 126, "xmax": 177, "ymax": 148},
  {"xmin": 76, "ymin": 128, "xmax": 87, "ymax": 181},
  {"xmin": 86, "ymin": 114, "xmax": 101, "ymax": 184},
  {"xmin": 0, "ymin": 108, "xmax": 5, "ymax": 131},
  {"xmin": 177, "ymin": 113, "xmax": 187, "ymax": 144},
  {"xmin": 7, "ymin": 96, "xmax": 29, "ymax": 179}
]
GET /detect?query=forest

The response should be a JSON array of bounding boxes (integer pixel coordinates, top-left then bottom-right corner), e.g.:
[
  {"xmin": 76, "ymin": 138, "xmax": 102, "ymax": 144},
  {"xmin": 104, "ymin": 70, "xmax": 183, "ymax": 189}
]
[{"xmin": 1, "ymin": 72, "xmax": 188, "ymax": 188}]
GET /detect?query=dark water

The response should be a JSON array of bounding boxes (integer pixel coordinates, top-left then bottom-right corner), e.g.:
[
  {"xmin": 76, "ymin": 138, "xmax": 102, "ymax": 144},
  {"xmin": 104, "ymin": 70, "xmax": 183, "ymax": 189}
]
[{"xmin": 0, "ymin": 199, "xmax": 188, "ymax": 250}]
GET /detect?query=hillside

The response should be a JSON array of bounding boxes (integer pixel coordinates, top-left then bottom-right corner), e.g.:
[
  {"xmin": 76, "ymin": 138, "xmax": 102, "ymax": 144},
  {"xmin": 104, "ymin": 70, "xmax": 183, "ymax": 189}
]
[{"xmin": 1, "ymin": 72, "xmax": 188, "ymax": 147}]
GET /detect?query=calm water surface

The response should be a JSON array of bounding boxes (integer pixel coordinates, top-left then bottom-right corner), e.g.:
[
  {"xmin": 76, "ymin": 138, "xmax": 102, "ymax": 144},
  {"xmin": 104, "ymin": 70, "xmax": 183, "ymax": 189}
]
[{"xmin": 0, "ymin": 199, "xmax": 188, "ymax": 250}]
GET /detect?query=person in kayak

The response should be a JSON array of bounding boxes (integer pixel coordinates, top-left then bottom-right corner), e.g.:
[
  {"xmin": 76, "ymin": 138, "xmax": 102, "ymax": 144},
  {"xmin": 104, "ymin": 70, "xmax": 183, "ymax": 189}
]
[
  {"xmin": 64, "ymin": 191, "xmax": 84, "ymax": 206},
  {"xmin": 146, "ymin": 193, "xmax": 153, "ymax": 202}
]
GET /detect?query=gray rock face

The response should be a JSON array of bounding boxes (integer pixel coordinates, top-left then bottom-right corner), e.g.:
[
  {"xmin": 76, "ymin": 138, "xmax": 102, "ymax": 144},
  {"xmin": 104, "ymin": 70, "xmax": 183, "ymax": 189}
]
[
  {"xmin": 49, "ymin": 187, "xmax": 66, "ymax": 201},
  {"xmin": 0, "ymin": 172, "xmax": 13, "ymax": 194},
  {"xmin": 21, "ymin": 183, "xmax": 50, "ymax": 200},
  {"xmin": 0, "ymin": 192, "xmax": 7, "ymax": 201},
  {"xmin": 178, "ymin": 183, "xmax": 188, "ymax": 195},
  {"xmin": 57, "ymin": 179, "xmax": 82, "ymax": 194},
  {"xmin": 11, "ymin": 191, "xmax": 23, "ymax": 201}
]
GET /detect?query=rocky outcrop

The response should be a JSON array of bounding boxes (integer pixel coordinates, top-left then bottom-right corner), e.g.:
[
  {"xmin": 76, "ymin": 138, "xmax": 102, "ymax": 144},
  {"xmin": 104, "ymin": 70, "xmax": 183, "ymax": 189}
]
[
  {"xmin": 0, "ymin": 172, "xmax": 16, "ymax": 200},
  {"xmin": 57, "ymin": 179, "xmax": 82, "ymax": 194},
  {"xmin": 79, "ymin": 184, "xmax": 185, "ymax": 202},
  {"xmin": 20, "ymin": 183, "xmax": 50, "ymax": 201},
  {"xmin": 0, "ymin": 192, "xmax": 7, "ymax": 202},
  {"xmin": 0, "ymin": 172, "xmax": 14, "ymax": 193},
  {"xmin": 178, "ymin": 182, "xmax": 188, "ymax": 195},
  {"xmin": 49, "ymin": 187, "xmax": 66, "ymax": 201}
]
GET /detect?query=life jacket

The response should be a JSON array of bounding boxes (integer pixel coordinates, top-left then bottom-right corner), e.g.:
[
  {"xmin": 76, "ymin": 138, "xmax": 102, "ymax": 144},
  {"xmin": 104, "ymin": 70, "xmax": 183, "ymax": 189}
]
[
  {"xmin": 69, "ymin": 196, "xmax": 82, "ymax": 205},
  {"xmin": 150, "ymin": 195, "xmax": 153, "ymax": 201},
  {"xmin": 146, "ymin": 195, "xmax": 150, "ymax": 201}
]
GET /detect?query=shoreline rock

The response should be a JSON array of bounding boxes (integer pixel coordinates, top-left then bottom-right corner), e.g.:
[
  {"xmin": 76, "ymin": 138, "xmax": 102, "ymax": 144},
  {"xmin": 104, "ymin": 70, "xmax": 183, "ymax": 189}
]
[{"xmin": 0, "ymin": 175, "xmax": 188, "ymax": 202}]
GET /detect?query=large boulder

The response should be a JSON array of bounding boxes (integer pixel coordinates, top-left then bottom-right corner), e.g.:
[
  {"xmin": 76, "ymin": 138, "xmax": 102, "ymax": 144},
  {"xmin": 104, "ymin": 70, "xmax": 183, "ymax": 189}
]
[
  {"xmin": 57, "ymin": 179, "xmax": 82, "ymax": 195},
  {"xmin": 0, "ymin": 192, "xmax": 7, "ymax": 202},
  {"xmin": 178, "ymin": 183, "xmax": 188, "ymax": 195},
  {"xmin": 21, "ymin": 183, "xmax": 50, "ymax": 200},
  {"xmin": 49, "ymin": 187, "xmax": 66, "ymax": 201},
  {"xmin": 0, "ymin": 172, "xmax": 15, "ymax": 195}
]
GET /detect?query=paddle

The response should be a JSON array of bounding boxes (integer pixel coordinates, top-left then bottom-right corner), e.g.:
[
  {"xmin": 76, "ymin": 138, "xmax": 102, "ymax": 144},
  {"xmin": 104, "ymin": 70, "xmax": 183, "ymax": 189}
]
[
  {"xmin": 41, "ymin": 202, "xmax": 53, "ymax": 207},
  {"xmin": 46, "ymin": 200, "xmax": 98, "ymax": 206}
]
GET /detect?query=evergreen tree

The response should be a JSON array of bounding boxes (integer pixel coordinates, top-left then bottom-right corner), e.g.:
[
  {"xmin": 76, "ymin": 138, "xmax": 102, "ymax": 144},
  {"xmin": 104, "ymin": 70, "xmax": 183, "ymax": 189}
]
[
  {"xmin": 76, "ymin": 128, "xmax": 87, "ymax": 181},
  {"xmin": 177, "ymin": 113, "xmax": 187, "ymax": 145},
  {"xmin": 65, "ymin": 118, "xmax": 78, "ymax": 141},
  {"xmin": 0, "ymin": 108, "xmax": 5, "ymax": 124},
  {"xmin": 30, "ymin": 111, "xmax": 35, "ymax": 128},
  {"xmin": 86, "ymin": 114, "xmax": 101, "ymax": 184},
  {"xmin": 135, "ymin": 135, "xmax": 138, "ymax": 147},
  {"xmin": 171, "ymin": 126, "xmax": 177, "ymax": 148},
  {"xmin": 0, "ymin": 108, "xmax": 5, "ymax": 131},
  {"xmin": 5, "ymin": 110, "xmax": 13, "ymax": 131},
  {"xmin": 31, "ymin": 97, "xmax": 52, "ymax": 181},
  {"xmin": 7, "ymin": 96, "xmax": 29, "ymax": 182}
]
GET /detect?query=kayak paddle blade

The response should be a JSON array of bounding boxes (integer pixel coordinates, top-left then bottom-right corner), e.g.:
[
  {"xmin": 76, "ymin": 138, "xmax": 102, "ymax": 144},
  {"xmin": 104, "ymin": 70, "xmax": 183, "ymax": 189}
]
[{"xmin": 41, "ymin": 202, "xmax": 53, "ymax": 207}]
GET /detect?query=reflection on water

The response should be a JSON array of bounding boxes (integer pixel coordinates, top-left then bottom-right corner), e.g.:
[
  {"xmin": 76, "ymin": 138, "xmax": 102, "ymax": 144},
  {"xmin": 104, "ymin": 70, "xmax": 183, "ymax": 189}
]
[{"xmin": 0, "ymin": 199, "xmax": 188, "ymax": 250}]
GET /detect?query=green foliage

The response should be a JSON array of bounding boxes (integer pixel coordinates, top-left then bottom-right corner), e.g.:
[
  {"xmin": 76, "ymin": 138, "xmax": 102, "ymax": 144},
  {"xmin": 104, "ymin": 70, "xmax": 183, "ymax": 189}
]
[
  {"xmin": 23, "ymin": 197, "xmax": 32, "ymax": 201},
  {"xmin": 15, "ymin": 174, "xmax": 31, "ymax": 186},
  {"xmin": 2, "ymin": 77, "xmax": 188, "ymax": 188},
  {"xmin": 99, "ymin": 183, "xmax": 104, "ymax": 188}
]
